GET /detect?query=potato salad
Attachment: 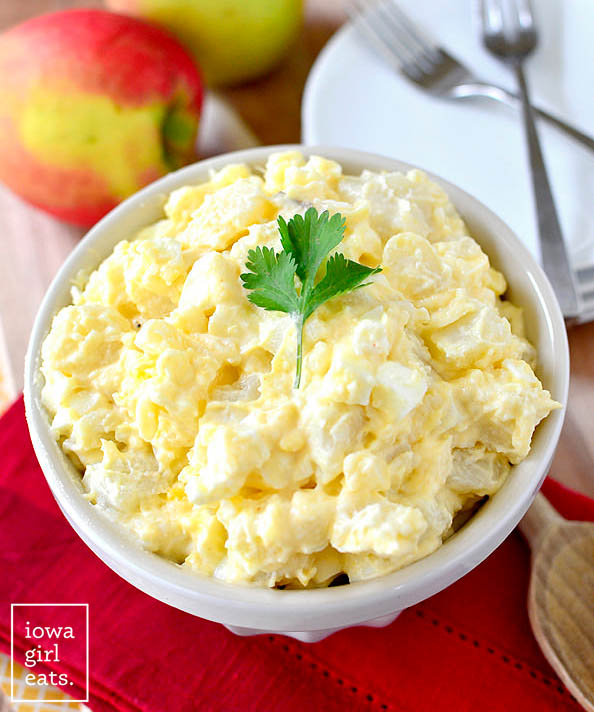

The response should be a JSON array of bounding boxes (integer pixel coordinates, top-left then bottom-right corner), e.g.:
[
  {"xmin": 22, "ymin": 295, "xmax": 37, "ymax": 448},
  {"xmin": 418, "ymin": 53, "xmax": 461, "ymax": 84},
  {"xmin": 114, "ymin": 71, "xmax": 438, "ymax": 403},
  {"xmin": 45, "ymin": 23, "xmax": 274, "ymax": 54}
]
[{"xmin": 40, "ymin": 151, "xmax": 558, "ymax": 587}]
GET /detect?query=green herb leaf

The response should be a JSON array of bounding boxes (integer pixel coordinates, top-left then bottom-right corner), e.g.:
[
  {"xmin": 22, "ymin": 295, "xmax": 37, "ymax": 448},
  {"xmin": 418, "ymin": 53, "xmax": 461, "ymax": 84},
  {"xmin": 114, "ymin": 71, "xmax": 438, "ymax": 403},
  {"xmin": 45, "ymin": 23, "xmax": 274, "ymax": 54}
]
[
  {"xmin": 277, "ymin": 207, "xmax": 346, "ymax": 285},
  {"xmin": 240, "ymin": 247, "xmax": 300, "ymax": 314},
  {"xmin": 241, "ymin": 208, "xmax": 381, "ymax": 388},
  {"xmin": 305, "ymin": 253, "xmax": 382, "ymax": 319}
]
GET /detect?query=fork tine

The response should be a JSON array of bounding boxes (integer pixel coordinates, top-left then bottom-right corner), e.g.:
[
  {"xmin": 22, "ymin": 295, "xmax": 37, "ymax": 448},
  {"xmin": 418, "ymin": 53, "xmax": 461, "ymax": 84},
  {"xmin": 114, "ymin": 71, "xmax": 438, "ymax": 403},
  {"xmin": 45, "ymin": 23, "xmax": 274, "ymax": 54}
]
[
  {"xmin": 481, "ymin": 0, "xmax": 505, "ymax": 35},
  {"xmin": 348, "ymin": 0, "xmax": 425, "ymax": 78},
  {"xmin": 515, "ymin": 0, "xmax": 535, "ymax": 33},
  {"xmin": 372, "ymin": 0, "xmax": 437, "ymax": 73},
  {"xmin": 349, "ymin": 0, "xmax": 433, "ymax": 80},
  {"xmin": 347, "ymin": 0, "xmax": 406, "ymax": 67},
  {"xmin": 379, "ymin": 0, "xmax": 441, "ymax": 63}
]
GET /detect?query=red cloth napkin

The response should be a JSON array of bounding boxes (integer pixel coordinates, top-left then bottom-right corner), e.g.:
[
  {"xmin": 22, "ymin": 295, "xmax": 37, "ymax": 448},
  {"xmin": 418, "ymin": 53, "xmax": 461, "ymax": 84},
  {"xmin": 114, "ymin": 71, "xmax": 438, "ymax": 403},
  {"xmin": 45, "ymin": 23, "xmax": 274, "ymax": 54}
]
[{"xmin": 0, "ymin": 396, "xmax": 589, "ymax": 712}]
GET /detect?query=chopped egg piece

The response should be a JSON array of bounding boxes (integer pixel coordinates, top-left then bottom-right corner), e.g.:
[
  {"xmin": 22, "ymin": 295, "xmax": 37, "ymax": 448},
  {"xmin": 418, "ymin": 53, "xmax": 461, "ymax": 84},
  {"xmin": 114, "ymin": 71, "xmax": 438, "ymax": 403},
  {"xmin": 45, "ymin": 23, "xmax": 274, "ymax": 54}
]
[{"xmin": 40, "ymin": 152, "xmax": 559, "ymax": 588}]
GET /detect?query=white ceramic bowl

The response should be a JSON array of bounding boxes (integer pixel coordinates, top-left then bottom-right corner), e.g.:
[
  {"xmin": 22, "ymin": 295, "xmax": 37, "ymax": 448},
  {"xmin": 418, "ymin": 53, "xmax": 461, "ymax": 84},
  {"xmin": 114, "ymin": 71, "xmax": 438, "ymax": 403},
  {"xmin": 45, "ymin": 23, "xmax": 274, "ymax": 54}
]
[{"xmin": 24, "ymin": 145, "xmax": 569, "ymax": 643}]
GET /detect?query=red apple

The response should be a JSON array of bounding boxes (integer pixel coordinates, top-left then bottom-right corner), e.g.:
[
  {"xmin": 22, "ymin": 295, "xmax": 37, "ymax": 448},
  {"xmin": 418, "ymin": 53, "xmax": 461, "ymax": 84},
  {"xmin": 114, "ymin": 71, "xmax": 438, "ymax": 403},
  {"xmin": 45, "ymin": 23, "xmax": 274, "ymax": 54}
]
[{"xmin": 0, "ymin": 9, "xmax": 204, "ymax": 226}]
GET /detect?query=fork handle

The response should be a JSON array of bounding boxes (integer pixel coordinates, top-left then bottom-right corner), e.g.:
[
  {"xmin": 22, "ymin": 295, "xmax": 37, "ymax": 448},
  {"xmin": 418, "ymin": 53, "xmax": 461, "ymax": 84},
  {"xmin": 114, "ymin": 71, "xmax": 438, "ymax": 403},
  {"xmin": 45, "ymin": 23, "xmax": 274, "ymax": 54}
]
[
  {"xmin": 513, "ymin": 62, "xmax": 580, "ymax": 318},
  {"xmin": 531, "ymin": 104, "xmax": 594, "ymax": 153},
  {"xmin": 452, "ymin": 82, "xmax": 594, "ymax": 153}
]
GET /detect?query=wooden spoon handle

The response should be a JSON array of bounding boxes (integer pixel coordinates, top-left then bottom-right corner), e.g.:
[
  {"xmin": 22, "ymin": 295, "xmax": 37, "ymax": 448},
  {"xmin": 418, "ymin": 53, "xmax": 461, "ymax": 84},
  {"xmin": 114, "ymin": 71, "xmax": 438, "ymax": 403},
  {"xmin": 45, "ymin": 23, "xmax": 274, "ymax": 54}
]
[{"xmin": 519, "ymin": 492, "xmax": 564, "ymax": 550}]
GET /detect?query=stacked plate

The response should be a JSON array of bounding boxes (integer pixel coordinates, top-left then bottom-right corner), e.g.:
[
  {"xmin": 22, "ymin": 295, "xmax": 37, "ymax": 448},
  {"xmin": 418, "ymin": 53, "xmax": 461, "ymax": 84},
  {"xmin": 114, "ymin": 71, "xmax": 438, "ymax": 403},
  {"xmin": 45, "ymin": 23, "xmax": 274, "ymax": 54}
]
[{"xmin": 302, "ymin": 0, "xmax": 594, "ymax": 277}]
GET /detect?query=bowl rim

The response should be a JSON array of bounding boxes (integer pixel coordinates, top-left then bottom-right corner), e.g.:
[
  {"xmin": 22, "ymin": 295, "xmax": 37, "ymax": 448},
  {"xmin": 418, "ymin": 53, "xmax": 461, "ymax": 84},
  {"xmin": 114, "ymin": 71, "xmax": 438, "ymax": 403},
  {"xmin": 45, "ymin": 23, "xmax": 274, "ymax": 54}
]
[{"xmin": 24, "ymin": 144, "xmax": 569, "ymax": 631}]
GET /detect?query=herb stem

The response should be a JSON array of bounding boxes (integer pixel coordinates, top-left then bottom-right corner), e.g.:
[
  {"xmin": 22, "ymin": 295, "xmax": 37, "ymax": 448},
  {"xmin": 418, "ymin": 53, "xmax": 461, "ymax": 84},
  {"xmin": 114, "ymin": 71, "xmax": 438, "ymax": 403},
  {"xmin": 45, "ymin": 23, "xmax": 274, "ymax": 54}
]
[
  {"xmin": 294, "ymin": 313, "xmax": 304, "ymax": 388},
  {"xmin": 241, "ymin": 208, "xmax": 381, "ymax": 390}
]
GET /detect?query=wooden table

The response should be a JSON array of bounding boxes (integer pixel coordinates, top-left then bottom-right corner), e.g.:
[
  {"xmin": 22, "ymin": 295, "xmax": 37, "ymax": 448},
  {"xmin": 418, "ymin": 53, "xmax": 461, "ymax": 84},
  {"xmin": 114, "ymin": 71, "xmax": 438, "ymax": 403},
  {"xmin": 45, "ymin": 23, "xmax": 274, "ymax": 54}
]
[{"xmin": 1, "ymin": 0, "xmax": 592, "ymax": 501}]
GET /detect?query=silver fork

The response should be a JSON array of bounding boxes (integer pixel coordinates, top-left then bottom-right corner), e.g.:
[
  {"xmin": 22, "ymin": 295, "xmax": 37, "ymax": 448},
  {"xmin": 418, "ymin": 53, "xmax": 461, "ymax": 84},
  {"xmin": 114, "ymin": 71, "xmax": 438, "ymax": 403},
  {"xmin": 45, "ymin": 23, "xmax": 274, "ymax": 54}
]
[
  {"xmin": 347, "ymin": 0, "xmax": 594, "ymax": 154},
  {"xmin": 480, "ymin": 0, "xmax": 579, "ymax": 318},
  {"xmin": 349, "ymin": 0, "xmax": 594, "ymax": 321}
]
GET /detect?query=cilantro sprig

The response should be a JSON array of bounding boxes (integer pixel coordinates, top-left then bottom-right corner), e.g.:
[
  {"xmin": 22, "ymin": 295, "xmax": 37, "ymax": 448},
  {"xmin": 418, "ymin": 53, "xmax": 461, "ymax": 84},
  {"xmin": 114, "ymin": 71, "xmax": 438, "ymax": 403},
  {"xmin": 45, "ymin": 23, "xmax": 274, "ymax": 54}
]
[{"xmin": 240, "ymin": 207, "xmax": 381, "ymax": 388}]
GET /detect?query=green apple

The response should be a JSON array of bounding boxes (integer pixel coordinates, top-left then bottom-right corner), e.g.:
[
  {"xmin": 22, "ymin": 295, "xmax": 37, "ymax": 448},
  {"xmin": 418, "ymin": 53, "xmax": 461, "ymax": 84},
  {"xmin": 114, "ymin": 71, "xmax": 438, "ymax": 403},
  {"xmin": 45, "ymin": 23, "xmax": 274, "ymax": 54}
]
[{"xmin": 106, "ymin": 0, "xmax": 303, "ymax": 86}]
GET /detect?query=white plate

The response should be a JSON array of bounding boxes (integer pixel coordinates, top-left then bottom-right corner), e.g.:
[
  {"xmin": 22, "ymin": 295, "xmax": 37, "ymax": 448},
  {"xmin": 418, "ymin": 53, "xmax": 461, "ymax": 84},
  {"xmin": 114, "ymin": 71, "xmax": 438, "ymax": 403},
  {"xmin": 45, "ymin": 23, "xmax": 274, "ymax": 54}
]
[{"xmin": 302, "ymin": 0, "xmax": 594, "ymax": 269}]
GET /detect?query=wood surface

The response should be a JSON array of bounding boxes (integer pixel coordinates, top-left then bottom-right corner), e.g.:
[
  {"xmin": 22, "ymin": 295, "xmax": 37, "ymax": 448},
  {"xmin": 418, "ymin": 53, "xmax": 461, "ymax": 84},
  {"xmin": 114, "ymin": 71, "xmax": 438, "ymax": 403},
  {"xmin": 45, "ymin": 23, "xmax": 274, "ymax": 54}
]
[
  {"xmin": 520, "ymin": 494, "xmax": 594, "ymax": 710},
  {"xmin": 0, "ymin": 0, "xmax": 593, "ymax": 501}
]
